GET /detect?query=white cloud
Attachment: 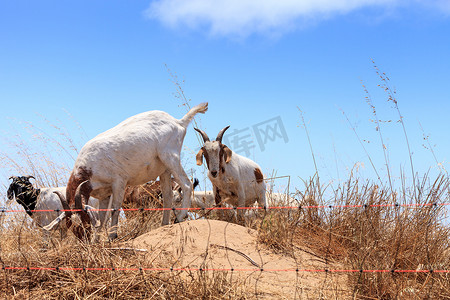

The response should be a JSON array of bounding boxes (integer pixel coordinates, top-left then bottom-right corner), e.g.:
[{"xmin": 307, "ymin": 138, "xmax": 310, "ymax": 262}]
[
  {"xmin": 145, "ymin": 0, "xmax": 401, "ymax": 37},
  {"xmin": 428, "ymin": 0, "xmax": 450, "ymax": 13}
]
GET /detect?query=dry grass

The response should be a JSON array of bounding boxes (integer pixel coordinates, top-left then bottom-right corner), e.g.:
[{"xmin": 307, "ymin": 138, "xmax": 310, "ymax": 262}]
[
  {"xmin": 256, "ymin": 175, "xmax": 450, "ymax": 299},
  {"xmin": 1, "ymin": 173, "xmax": 448, "ymax": 299},
  {"xmin": 120, "ymin": 182, "xmax": 165, "ymax": 239},
  {"xmin": 0, "ymin": 211, "xmax": 250, "ymax": 299}
]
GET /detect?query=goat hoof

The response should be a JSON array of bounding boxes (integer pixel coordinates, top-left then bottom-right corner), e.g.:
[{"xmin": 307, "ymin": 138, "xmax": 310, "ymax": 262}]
[{"xmin": 174, "ymin": 218, "xmax": 180, "ymax": 224}]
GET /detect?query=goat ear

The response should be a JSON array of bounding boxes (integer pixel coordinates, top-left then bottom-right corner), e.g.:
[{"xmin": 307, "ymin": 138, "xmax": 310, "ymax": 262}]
[
  {"xmin": 7, "ymin": 185, "xmax": 14, "ymax": 201},
  {"xmin": 193, "ymin": 178, "xmax": 200, "ymax": 190},
  {"xmin": 222, "ymin": 145, "xmax": 232, "ymax": 163},
  {"xmin": 196, "ymin": 148, "xmax": 204, "ymax": 166}
]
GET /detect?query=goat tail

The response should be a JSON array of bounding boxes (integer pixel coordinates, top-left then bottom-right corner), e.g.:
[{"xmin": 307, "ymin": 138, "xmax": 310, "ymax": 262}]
[{"xmin": 179, "ymin": 102, "xmax": 208, "ymax": 128}]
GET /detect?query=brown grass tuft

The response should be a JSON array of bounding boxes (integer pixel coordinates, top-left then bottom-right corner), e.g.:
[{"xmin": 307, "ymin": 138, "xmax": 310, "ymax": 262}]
[{"xmin": 257, "ymin": 175, "xmax": 450, "ymax": 299}]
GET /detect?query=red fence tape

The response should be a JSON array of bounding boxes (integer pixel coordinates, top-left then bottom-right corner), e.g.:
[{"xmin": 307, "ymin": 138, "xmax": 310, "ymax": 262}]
[
  {"xmin": 2, "ymin": 266, "xmax": 449, "ymax": 273},
  {"xmin": 1, "ymin": 202, "xmax": 449, "ymax": 214}
]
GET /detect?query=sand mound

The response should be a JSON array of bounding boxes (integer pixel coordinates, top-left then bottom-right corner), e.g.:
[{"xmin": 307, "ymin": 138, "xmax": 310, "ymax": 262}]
[{"xmin": 129, "ymin": 220, "xmax": 349, "ymax": 298}]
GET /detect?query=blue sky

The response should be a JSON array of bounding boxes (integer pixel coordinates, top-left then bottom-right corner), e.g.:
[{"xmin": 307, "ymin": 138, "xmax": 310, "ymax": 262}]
[{"xmin": 1, "ymin": 0, "xmax": 449, "ymax": 195}]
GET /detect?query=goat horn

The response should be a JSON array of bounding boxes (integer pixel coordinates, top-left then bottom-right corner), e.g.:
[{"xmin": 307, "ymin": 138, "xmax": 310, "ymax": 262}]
[
  {"xmin": 25, "ymin": 175, "xmax": 35, "ymax": 180},
  {"xmin": 8, "ymin": 176, "xmax": 17, "ymax": 181},
  {"xmin": 74, "ymin": 180, "xmax": 90, "ymax": 210},
  {"xmin": 194, "ymin": 128, "xmax": 210, "ymax": 143},
  {"xmin": 216, "ymin": 126, "xmax": 230, "ymax": 143},
  {"xmin": 53, "ymin": 191, "xmax": 72, "ymax": 216}
]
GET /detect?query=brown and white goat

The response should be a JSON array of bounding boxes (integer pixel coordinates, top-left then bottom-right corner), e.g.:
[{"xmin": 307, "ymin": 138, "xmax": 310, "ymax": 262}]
[
  {"xmin": 195, "ymin": 126, "xmax": 266, "ymax": 219},
  {"xmin": 46, "ymin": 103, "xmax": 208, "ymax": 241}
]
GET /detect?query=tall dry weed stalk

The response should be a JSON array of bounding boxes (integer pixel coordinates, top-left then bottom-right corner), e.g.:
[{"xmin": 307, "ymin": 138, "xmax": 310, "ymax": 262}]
[
  {"xmin": 371, "ymin": 59, "xmax": 417, "ymax": 200},
  {"xmin": 0, "ymin": 114, "xmax": 85, "ymax": 195}
]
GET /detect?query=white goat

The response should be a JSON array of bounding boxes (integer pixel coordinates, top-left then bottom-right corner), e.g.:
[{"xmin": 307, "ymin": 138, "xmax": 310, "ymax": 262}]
[
  {"xmin": 46, "ymin": 103, "xmax": 208, "ymax": 240},
  {"xmin": 194, "ymin": 126, "xmax": 266, "ymax": 220},
  {"xmin": 7, "ymin": 176, "xmax": 99, "ymax": 235},
  {"xmin": 191, "ymin": 190, "xmax": 215, "ymax": 208},
  {"xmin": 181, "ymin": 191, "xmax": 297, "ymax": 210},
  {"xmin": 174, "ymin": 189, "xmax": 215, "ymax": 209},
  {"xmin": 265, "ymin": 192, "xmax": 299, "ymax": 207}
]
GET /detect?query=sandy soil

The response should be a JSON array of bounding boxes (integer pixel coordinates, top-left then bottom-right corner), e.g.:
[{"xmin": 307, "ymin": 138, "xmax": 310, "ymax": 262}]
[{"xmin": 129, "ymin": 219, "xmax": 350, "ymax": 299}]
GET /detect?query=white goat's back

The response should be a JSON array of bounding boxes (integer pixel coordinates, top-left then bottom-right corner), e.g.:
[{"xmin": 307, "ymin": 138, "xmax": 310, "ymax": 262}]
[
  {"xmin": 75, "ymin": 111, "xmax": 191, "ymax": 195},
  {"xmin": 265, "ymin": 192, "xmax": 298, "ymax": 207},
  {"xmin": 193, "ymin": 191, "xmax": 215, "ymax": 208},
  {"xmin": 33, "ymin": 187, "xmax": 66, "ymax": 227},
  {"xmin": 189, "ymin": 191, "xmax": 297, "ymax": 209}
]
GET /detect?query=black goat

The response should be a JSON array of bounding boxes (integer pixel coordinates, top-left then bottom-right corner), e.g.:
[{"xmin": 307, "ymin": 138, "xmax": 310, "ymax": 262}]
[{"xmin": 7, "ymin": 175, "xmax": 40, "ymax": 216}]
